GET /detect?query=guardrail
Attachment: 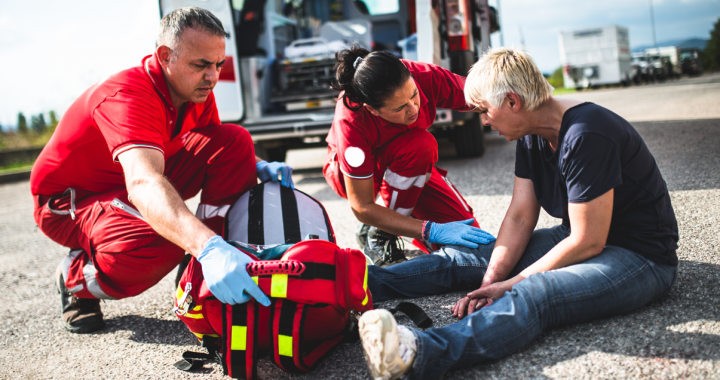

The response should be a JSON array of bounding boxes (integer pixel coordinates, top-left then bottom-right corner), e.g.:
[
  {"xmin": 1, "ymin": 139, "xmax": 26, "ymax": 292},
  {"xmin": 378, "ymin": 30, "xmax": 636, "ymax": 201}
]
[
  {"xmin": 0, "ymin": 147, "xmax": 43, "ymax": 167},
  {"xmin": 0, "ymin": 147, "xmax": 42, "ymax": 184}
]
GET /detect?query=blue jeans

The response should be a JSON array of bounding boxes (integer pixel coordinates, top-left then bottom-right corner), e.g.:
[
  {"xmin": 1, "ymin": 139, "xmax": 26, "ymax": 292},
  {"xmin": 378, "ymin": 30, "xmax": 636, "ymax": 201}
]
[{"xmin": 367, "ymin": 225, "xmax": 677, "ymax": 380}]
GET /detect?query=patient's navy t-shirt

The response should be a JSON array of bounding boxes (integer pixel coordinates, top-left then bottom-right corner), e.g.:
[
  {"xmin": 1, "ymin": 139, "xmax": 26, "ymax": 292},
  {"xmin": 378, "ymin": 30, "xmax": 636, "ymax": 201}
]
[{"xmin": 514, "ymin": 103, "xmax": 678, "ymax": 266}]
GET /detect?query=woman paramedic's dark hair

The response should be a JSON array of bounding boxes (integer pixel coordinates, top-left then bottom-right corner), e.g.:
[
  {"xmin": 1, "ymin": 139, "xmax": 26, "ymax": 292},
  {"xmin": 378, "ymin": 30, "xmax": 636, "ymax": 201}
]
[{"xmin": 331, "ymin": 45, "xmax": 411, "ymax": 112}]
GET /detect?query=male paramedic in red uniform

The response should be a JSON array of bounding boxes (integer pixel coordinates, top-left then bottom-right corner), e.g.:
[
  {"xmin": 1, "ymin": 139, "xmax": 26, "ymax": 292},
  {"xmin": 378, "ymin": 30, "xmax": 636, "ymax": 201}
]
[{"xmin": 31, "ymin": 7, "xmax": 291, "ymax": 333}]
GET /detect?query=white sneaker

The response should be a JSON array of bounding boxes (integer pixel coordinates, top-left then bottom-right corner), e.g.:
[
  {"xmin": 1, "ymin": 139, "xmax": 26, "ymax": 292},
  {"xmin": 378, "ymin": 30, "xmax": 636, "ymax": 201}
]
[{"xmin": 359, "ymin": 309, "xmax": 417, "ymax": 380}]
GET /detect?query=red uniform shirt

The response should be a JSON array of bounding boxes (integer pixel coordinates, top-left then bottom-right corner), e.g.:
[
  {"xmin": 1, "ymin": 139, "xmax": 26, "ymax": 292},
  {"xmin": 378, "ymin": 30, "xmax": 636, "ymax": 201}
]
[
  {"xmin": 325, "ymin": 60, "xmax": 473, "ymax": 179},
  {"xmin": 31, "ymin": 54, "xmax": 221, "ymax": 196}
]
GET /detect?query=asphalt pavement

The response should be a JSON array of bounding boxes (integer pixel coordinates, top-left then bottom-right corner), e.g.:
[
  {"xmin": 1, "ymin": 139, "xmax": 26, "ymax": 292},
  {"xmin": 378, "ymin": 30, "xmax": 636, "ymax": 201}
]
[{"xmin": 1, "ymin": 74, "xmax": 719, "ymax": 379}]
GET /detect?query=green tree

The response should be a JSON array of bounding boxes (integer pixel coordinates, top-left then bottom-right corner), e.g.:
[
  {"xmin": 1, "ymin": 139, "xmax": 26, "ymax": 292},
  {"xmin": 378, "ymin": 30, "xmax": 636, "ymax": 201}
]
[
  {"xmin": 17, "ymin": 112, "xmax": 28, "ymax": 134},
  {"xmin": 31, "ymin": 113, "xmax": 47, "ymax": 134},
  {"xmin": 701, "ymin": 17, "xmax": 720, "ymax": 70},
  {"xmin": 547, "ymin": 66, "xmax": 565, "ymax": 89},
  {"xmin": 48, "ymin": 110, "xmax": 59, "ymax": 128}
]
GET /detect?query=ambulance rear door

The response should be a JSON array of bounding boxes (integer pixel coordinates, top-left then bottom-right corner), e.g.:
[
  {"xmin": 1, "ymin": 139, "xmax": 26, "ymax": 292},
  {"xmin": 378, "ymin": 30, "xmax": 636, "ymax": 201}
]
[{"xmin": 159, "ymin": 0, "xmax": 244, "ymax": 122}]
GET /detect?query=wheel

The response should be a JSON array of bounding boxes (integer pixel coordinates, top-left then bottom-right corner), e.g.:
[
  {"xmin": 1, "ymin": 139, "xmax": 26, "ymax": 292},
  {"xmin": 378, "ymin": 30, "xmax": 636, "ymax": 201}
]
[
  {"xmin": 265, "ymin": 146, "xmax": 288, "ymax": 162},
  {"xmin": 254, "ymin": 143, "xmax": 288, "ymax": 162},
  {"xmin": 453, "ymin": 114, "xmax": 485, "ymax": 158}
]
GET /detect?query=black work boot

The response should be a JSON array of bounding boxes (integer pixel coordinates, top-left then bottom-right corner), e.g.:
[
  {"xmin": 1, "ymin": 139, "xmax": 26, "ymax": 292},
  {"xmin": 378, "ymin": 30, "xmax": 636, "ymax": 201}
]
[
  {"xmin": 356, "ymin": 223, "xmax": 371, "ymax": 251},
  {"xmin": 56, "ymin": 266, "xmax": 105, "ymax": 333},
  {"xmin": 364, "ymin": 227, "xmax": 407, "ymax": 267}
]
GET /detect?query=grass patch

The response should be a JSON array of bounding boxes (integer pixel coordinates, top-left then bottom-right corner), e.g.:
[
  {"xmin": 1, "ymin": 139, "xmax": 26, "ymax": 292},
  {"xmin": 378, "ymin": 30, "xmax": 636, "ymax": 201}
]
[
  {"xmin": 553, "ymin": 87, "xmax": 577, "ymax": 96},
  {"xmin": 0, "ymin": 162, "xmax": 34, "ymax": 174},
  {"xmin": 0, "ymin": 127, "xmax": 56, "ymax": 151}
]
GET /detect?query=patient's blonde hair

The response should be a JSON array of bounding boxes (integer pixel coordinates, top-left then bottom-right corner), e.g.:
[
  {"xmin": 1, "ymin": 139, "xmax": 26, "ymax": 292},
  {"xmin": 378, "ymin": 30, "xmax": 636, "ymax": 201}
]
[{"xmin": 465, "ymin": 48, "xmax": 553, "ymax": 111}]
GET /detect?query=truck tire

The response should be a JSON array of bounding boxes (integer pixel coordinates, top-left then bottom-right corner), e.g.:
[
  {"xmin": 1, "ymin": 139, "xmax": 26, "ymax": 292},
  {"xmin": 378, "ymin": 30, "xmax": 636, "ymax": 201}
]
[
  {"xmin": 453, "ymin": 115, "xmax": 485, "ymax": 158},
  {"xmin": 265, "ymin": 146, "xmax": 288, "ymax": 163},
  {"xmin": 254, "ymin": 143, "xmax": 288, "ymax": 163}
]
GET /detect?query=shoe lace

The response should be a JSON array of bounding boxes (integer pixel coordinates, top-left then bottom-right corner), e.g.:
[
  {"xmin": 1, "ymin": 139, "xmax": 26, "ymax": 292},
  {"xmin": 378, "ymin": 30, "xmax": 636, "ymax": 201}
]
[
  {"xmin": 378, "ymin": 232, "xmax": 405, "ymax": 263},
  {"xmin": 72, "ymin": 296, "xmax": 101, "ymax": 312}
]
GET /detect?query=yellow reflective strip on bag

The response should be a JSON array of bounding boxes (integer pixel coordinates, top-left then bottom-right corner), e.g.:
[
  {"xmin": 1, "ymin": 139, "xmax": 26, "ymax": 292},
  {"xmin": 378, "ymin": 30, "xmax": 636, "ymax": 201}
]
[
  {"xmin": 192, "ymin": 305, "xmax": 202, "ymax": 311},
  {"xmin": 278, "ymin": 334, "xmax": 293, "ymax": 357},
  {"xmin": 252, "ymin": 276, "xmax": 258, "ymax": 285},
  {"xmin": 176, "ymin": 285, "xmax": 183, "ymax": 301},
  {"xmin": 231, "ymin": 326, "xmax": 247, "ymax": 351},
  {"xmin": 183, "ymin": 312, "xmax": 204, "ymax": 320},
  {"xmin": 271, "ymin": 274, "xmax": 288, "ymax": 298},
  {"xmin": 362, "ymin": 264, "xmax": 369, "ymax": 306},
  {"xmin": 193, "ymin": 332, "xmax": 220, "ymax": 339}
]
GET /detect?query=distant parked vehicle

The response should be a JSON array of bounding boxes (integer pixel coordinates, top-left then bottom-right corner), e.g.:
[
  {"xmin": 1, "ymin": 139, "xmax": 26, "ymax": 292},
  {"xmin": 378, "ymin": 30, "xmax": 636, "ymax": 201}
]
[
  {"xmin": 647, "ymin": 54, "xmax": 670, "ymax": 81},
  {"xmin": 631, "ymin": 53, "xmax": 653, "ymax": 83},
  {"xmin": 559, "ymin": 25, "xmax": 633, "ymax": 88},
  {"xmin": 645, "ymin": 46, "xmax": 682, "ymax": 79},
  {"xmin": 680, "ymin": 49, "xmax": 704, "ymax": 76}
]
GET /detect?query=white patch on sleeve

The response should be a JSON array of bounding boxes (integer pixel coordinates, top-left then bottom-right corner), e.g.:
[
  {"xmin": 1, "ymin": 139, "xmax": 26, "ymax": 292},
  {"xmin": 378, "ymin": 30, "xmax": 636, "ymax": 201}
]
[{"xmin": 344, "ymin": 147, "xmax": 366, "ymax": 168}]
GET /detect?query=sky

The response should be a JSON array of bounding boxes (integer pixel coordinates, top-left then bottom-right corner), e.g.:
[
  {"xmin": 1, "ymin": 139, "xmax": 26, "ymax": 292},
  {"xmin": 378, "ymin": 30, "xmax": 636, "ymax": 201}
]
[{"xmin": 0, "ymin": 0, "xmax": 717, "ymax": 127}]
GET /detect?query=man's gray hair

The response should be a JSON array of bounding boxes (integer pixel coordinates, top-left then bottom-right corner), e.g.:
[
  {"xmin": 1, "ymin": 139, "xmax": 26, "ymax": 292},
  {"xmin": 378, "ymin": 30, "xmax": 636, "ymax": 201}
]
[{"xmin": 156, "ymin": 7, "xmax": 229, "ymax": 55}]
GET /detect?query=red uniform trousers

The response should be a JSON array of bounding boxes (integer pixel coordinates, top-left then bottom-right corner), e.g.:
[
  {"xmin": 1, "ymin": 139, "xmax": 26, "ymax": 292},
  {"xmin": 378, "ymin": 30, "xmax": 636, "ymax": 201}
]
[
  {"xmin": 323, "ymin": 128, "xmax": 477, "ymax": 251},
  {"xmin": 33, "ymin": 124, "xmax": 257, "ymax": 300}
]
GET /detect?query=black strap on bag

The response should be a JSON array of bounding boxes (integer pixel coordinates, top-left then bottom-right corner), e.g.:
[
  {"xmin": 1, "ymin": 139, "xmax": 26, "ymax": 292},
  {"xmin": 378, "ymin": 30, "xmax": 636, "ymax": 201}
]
[
  {"xmin": 174, "ymin": 335, "xmax": 222, "ymax": 371},
  {"xmin": 341, "ymin": 302, "xmax": 434, "ymax": 344},
  {"xmin": 388, "ymin": 302, "xmax": 433, "ymax": 329}
]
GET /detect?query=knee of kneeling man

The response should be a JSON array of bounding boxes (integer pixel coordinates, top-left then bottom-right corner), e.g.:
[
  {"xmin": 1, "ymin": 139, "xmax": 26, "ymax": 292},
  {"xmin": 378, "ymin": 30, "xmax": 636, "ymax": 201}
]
[
  {"xmin": 220, "ymin": 123, "xmax": 251, "ymax": 138},
  {"xmin": 219, "ymin": 124, "xmax": 253, "ymax": 147}
]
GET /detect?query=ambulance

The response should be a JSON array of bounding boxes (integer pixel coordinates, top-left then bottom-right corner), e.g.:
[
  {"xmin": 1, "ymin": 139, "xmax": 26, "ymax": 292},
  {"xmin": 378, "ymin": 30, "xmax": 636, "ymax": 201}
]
[{"xmin": 159, "ymin": 0, "xmax": 499, "ymax": 161}]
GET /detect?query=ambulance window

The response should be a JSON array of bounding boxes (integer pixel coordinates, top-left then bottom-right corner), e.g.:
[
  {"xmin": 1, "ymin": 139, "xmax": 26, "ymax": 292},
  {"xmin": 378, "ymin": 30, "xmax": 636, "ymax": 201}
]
[{"xmin": 355, "ymin": 0, "xmax": 399, "ymax": 15}]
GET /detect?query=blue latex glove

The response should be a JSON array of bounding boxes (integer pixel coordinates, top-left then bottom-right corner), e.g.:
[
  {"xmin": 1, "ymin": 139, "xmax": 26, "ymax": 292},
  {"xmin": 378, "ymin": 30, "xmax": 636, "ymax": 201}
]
[
  {"xmin": 197, "ymin": 236, "xmax": 271, "ymax": 306},
  {"xmin": 427, "ymin": 218, "xmax": 496, "ymax": 248},
  {"xmin": 256, "ymin": 160, "xmax": 294, "ymax": 189}
]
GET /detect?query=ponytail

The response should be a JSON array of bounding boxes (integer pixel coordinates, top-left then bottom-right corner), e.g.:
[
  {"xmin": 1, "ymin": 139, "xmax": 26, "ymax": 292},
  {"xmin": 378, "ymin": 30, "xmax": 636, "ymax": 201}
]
[{"xmin": 331, "ymin": 45, "xmax": 411, "ymax": 112}]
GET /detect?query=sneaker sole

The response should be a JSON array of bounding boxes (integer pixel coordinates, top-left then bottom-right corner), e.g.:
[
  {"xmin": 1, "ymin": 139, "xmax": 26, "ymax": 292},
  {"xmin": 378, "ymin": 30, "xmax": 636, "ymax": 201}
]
[
  {"xmin": 359, "ymin": 309, "xmax": 404, "ymax": 380},
  {"xmin": 63, "ymin": 319, "xmax": 106, "ymax": 334}
]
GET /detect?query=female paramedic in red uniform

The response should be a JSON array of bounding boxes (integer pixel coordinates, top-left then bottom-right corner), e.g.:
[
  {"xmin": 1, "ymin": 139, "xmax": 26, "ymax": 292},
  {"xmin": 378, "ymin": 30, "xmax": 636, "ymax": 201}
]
[{"xmin": 323, "ymin": 46, "xmax": 495, "ymax": 266}]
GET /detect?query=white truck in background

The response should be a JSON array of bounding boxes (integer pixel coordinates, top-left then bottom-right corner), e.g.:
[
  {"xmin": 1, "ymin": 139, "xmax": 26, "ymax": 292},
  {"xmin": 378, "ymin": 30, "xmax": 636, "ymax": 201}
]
[
  {"xmin": 159, "ymin": 0, "xmax": 499, "ymax": 162},
  {"xmin": 645, "ymin": 46, "xmax": 682, "ymax": 79},
  {"xmin": 559, "ymin": 25, "xmax": 632, "ymax": 89}
]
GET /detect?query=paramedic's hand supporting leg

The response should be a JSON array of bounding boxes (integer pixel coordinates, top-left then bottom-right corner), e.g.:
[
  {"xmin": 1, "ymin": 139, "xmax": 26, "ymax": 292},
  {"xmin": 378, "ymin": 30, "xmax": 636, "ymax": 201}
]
[
  {"xmin": 427, "ymin": 219, "xmax": 495, "ymax": 248},
  {"xmin": 118, "ymin": 148, "xmax": 270, "ymax": 305}
]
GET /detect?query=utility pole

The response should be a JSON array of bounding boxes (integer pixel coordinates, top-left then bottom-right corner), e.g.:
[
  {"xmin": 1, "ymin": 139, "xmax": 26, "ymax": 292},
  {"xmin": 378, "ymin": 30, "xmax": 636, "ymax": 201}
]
[
  {"xmin": 649, "ymin": 0, "xmax": 658, "ymax": 50},
  {"xmin": 497, "ymin": 0, "xmax": 504, "ymax": 46}
]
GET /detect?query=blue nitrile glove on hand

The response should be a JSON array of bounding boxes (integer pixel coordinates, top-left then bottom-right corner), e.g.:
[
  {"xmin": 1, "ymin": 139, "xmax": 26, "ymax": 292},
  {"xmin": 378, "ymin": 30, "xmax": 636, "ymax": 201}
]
[
  {"xmin": 427, "ymin": 218, "xmax": 496, "ymax": 248},
  {"xmin": 197, "ymin": 235, "xmax": 271, "ymax": 306},
  {"xmin": 256, "ymin": 160, "xmax": 294, "ymax": 189}
]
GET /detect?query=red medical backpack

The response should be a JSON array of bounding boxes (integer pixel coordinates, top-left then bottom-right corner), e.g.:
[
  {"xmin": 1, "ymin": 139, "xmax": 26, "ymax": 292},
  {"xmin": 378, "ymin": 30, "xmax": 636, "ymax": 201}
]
[{"xmin": 173, "ymin": 182, "xmax": 373, "ymax": 378}]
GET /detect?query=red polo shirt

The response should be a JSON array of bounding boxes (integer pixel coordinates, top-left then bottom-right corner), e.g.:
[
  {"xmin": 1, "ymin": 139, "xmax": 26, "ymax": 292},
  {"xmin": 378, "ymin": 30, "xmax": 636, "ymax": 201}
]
[
  {"xmin": 325, "ymin": 60, "xmax": 473, "ymax": 179},
  {"xmin": 30, "ymin": 54, "xmax": 221, "ymax": 196}
]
